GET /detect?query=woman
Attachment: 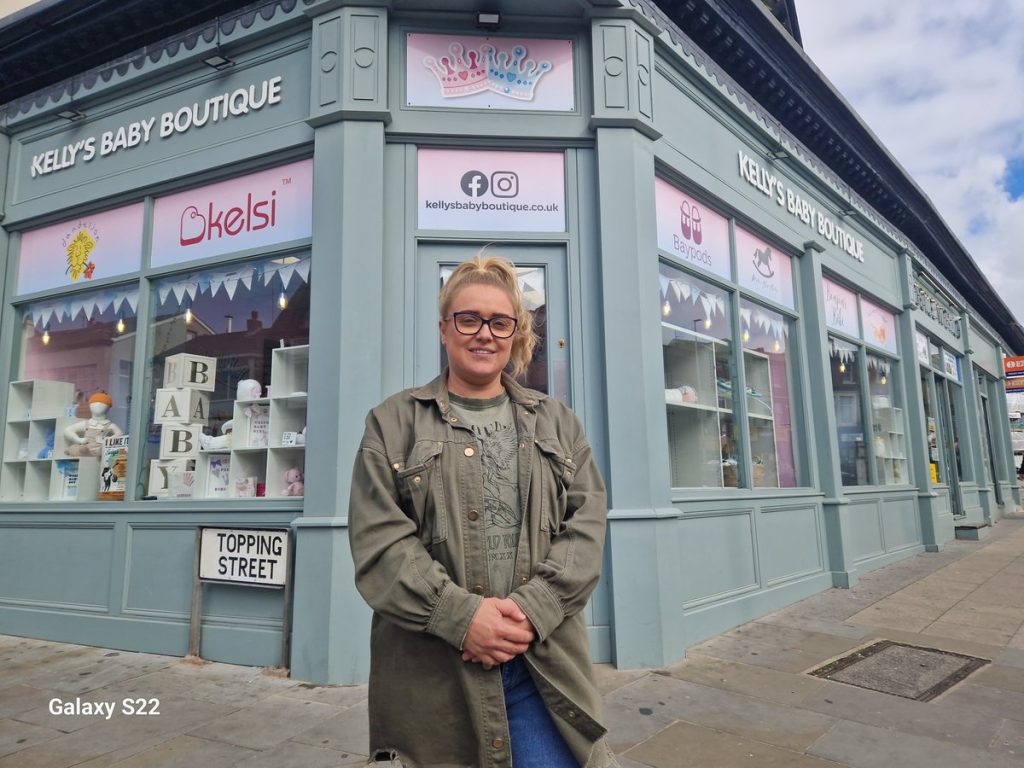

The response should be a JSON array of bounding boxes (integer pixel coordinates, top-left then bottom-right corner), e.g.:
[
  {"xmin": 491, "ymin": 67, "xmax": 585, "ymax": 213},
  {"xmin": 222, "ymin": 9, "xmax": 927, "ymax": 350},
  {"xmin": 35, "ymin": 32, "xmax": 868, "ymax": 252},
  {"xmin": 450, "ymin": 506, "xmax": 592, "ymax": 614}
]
[{"xmin": 349, "ymin": 256, "xmax": 617, "ymax": 767}]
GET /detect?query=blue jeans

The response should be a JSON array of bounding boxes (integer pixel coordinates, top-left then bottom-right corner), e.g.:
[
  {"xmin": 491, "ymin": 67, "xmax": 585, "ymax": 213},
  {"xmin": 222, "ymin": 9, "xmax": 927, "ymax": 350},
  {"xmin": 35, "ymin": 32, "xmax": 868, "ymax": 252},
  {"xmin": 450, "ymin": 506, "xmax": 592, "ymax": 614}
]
[{"xmin": 501, "ymin": 657, "xmax": 578, "ymax": 768}]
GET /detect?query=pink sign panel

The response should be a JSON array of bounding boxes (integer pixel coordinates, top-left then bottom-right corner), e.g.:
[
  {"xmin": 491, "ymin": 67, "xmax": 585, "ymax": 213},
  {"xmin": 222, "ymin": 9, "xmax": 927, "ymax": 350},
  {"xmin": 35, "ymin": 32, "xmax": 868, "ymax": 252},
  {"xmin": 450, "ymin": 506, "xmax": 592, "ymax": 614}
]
[
  {"xmin": 822, "ymin": 277, "xmax": 859, "ymax": 337},
  {"xmin": 17, "ymin": 203, "xmax": 144, "ymax": 295},
  {"xmin": 407, "ymin": 33, "xmax": 575, "ymax": 111},
  {"xmin": 860, "ymin": 297, "xmax": 898, "ymax": 354},
  {"xmin": 654, "ymin": 178, "xmax": 731, "ymax": 281},
  {"xmin": 151, "ymin": 160, "xmax": 312, "ymax": 267},
  {"xmin": 736, "ymin": 226, "xmax": 794, "ymax": 310},
  {"xmin": 417, "ymin": 148, "xmax": 565, "ymax": 232}
]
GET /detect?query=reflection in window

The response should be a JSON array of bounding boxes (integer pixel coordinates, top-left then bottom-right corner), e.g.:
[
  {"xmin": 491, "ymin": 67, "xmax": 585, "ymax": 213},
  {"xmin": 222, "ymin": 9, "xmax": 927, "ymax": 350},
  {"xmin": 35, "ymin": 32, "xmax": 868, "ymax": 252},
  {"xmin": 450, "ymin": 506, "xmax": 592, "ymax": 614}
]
[
  {"xmin": 830, "ymin": 336, "xmax": 866, "ymax": 485},
  {"xmin": 660, "ymin": 263, "xmax": 737, "ymax": 487},
  {"xmin": 922, "ymin": 371, "xmax": 941, "ymax": 484},
  {"xmin": 867, "ymin": 355, "xmax": 907, "ymax": 485},
  {"xmin": 5, "ymin": 287, "xmax": 138, "ymax": 502},
  {"xmin": 740, "ymin": 300, "xmax": 798, "ymax": 487},
  {"xmin": 141, "ymin": 256, "xmax": 310, "ymax": 499}
]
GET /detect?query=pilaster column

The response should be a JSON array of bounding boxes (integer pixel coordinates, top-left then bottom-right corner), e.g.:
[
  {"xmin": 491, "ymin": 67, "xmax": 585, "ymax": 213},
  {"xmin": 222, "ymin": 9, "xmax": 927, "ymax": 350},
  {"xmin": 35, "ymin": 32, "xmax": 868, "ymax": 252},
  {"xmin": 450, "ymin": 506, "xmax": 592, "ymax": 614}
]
[
  {"xmin": 290, "ymin": 4, "xmax": 389, "ymax": 684},
  {"xmin": 590, "ymin": 14, "xmax": 684, "ymax": 669}
]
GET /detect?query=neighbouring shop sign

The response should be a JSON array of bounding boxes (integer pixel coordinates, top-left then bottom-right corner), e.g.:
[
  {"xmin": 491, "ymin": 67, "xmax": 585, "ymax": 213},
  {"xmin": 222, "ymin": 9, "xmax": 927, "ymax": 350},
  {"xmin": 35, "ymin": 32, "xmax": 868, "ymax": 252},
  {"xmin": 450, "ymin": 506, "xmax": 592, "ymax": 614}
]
[
  {"xmin": 860, "ymin": 297, "xmax": 897, "ymax": 354},
  {"xmin": 198, "ymin": 527, "xmax": 289, "ymax": 587},
  {"xmin": 654, "ymin": 178, "xmax": 731, "ymax": 281},
  {"xmin": 942, "ymin": 350, "xmax": 961, "ymax": 382},
  {"xmin": 17, "ymin": 203, "xmax": 144, "ymax": 295},
  {"xmin": 1005, "ymin": 355, "xmax": 1024, "ymax": 378},
  {"xmin": 28, "ymin": 77, "xmax": 283, "ymax": 180},
  {"xmin": 822, "ymin": 277, "xmax": 858, "ymax": 337},
  {"xmin": 1007, "ymin": 378, "xmax": 1024, "ymax": 392},
  {"xmin": 736, "ymin": 149, "xmax": 866, "ymax": 263},
  {"xmin": 735, "ymin": 226, "xmax": 794, "ymax": 309},
  {"xmin": 913, "ymin": 276, "xmax": 961, "ymax": 338},
  {"xmin": 150, "ymin": 159, "xmax": 312, "ymax": 267},
  {"xmin": 417, "ymin": 148, "xmax": 565, "ymax": 232},
  {"xmin": 406, "ymin": 33, "xmax": 574, "ymax": 111}
]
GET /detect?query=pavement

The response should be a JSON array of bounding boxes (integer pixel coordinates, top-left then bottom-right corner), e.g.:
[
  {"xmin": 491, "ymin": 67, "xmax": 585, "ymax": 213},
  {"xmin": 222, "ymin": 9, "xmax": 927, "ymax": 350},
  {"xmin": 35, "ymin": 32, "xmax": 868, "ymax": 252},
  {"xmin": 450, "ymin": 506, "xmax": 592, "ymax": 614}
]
[{"xmin": 2, "ymin": 517, "xmax": 1024, "ymax": 768}]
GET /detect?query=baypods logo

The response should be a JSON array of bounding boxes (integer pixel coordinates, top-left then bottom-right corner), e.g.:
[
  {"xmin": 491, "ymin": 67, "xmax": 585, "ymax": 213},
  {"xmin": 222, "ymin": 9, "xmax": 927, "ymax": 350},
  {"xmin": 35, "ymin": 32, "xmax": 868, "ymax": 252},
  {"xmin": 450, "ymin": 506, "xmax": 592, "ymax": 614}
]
[
  {"xmin": 679, "ymin": 200, "xmax": 703, "ymax": 244},
  {"xmin": 179, "ymin": 191, "xmax": 277, "ymax": 247}
]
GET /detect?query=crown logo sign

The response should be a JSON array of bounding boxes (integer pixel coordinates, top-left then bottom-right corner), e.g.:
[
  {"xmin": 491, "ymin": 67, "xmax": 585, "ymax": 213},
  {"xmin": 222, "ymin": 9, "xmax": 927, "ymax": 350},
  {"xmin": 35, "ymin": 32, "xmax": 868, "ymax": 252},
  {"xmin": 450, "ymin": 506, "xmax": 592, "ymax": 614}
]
[
  {"xmin": 423, "ymin": 42, "xmax": 487, "ymax": 98},
  {"xmin": 424, "ymin": 42, "xmax": 552, "ymax": 101}
]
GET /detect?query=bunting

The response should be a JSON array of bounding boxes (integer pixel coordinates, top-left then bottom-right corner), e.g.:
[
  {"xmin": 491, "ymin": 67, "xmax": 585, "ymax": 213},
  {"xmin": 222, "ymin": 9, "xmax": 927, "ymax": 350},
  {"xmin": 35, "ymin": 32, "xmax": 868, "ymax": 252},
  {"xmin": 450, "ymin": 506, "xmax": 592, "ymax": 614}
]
[
  {"xmin": 28, "ymin": 287, "xmax": 140, "ymax": 330},
  {"xmin": 156, "ymin": 255, "xmax": 311, "ymax": 310}
]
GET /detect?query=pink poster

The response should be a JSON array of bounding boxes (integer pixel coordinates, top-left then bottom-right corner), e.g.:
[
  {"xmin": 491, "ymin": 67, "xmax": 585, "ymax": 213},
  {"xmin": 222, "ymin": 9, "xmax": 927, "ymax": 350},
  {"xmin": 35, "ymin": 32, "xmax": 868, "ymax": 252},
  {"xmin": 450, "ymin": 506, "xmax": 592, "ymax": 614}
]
[
  {"xmin": 17, "ymin": 203, "xmax": 144, "ymax": 296},
  {"xmin": 860, "ymin": 297, "xmax": 898, "ymax": 354},
  {"xmin": 417, "ymin": 148, "xmax": 565, "ymax": 232},
  {"xmin": 736, "ymin": 226, "xmax": 794, "ymax": 310},
  {"xmin": 407, "ymin": 33, "xmax": 574, "ymax": 111},
  {"xmin": 822, "ymin": 277, "xmax": 859, "ymax": 337},
  {"xmin": 150, "ymin": 159, "xmax": 312, "ymax": 267},
  {"xmin": 654, "ymin": 178, "xmax": 731, "ymax": 281}
]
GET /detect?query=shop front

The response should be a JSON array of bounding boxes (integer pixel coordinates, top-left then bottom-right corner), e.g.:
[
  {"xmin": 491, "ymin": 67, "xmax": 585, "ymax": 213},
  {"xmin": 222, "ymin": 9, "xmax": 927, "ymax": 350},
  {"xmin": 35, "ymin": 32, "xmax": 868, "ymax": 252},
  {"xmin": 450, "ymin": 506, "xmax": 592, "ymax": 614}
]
[{"xmin": 0, "ymin": 0, "xmax": 1020, "ymax": 682}]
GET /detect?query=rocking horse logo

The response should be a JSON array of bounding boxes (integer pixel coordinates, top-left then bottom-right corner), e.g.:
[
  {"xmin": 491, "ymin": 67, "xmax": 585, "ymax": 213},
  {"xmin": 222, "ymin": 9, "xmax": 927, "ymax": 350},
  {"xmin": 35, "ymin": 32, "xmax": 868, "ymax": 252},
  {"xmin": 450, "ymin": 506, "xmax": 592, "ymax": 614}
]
[
  {"xmin": 679, "ymin": 200, "xmax": 703, "ymax": 245},
  {"xmin": 753, "ymin": 246, "xmax": 775, "ymax": 279}
]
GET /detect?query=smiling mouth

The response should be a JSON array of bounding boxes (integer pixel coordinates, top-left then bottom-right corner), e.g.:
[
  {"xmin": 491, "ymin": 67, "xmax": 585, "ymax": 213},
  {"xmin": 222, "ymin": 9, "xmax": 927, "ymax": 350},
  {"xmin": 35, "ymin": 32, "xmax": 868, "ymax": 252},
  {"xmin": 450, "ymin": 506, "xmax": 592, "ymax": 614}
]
[{"xmin": 469, "ymin": 349, "xmax": 495, "ymax": 355}]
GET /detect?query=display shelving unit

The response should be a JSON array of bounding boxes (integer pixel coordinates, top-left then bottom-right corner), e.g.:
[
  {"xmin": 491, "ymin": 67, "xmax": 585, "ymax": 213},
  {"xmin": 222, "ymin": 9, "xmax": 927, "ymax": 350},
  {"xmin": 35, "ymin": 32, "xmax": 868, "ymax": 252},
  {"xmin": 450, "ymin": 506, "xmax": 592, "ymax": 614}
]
[
  {"xmin": 872, "ymin": 405, "xmax": 908, "ymax": 484},
  {"xmin": 1, "ymin": 380, "xmax": 101, "ymax": 501},
  {"xmin": 198, "ymin": 344, "xmax": 308, "ymax": 499}
]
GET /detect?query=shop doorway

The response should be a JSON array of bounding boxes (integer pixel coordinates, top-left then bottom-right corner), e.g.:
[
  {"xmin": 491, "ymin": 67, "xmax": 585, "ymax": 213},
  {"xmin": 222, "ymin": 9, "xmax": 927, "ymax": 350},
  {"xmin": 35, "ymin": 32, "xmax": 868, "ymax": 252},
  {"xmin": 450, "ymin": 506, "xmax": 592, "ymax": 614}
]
[
  {"xmin": 416, "ymin": 243, "xmax": 571, "ymax": 404},
  {"xmin": 933, "ymin": 374, "xmax": 964, "ymax": 518}
]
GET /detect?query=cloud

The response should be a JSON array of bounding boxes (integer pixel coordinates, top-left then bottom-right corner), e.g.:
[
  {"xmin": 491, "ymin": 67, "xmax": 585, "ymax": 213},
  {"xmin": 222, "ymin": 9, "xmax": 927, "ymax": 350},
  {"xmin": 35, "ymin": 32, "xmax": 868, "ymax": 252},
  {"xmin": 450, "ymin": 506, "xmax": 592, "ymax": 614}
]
[{"xmin": 798, "ymin": 0, "xmax": 1024, "ymax": 330}]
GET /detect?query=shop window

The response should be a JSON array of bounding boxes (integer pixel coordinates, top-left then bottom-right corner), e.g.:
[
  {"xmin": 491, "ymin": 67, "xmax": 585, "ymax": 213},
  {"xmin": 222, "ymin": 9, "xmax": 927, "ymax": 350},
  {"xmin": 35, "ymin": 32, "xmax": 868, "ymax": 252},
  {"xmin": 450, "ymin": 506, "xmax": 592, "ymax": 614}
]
[
  {"xmin": 922, "ymin": 370, "xmax": 941, "ymax": 484},
  {"xmin": 660, "ymin": 264, "xmax": 738, "ymax": 488},
  {"xmin": 740, "ymin": 300, "xmax": 798, "ymax": 487},
  {"xmin": 140, "ymin": 255, "xmax": 310, "ymax": 500},
  {"xmin": 829, "ymin": 337, "xmax": 866, "ymax": 485},
  {"xmin": 1, "ymin": 287, "xmax": 138, "ymax": 502},
  {"xmin": 867, "ymin": 355, "xmax": 907, "ymax": 485}
]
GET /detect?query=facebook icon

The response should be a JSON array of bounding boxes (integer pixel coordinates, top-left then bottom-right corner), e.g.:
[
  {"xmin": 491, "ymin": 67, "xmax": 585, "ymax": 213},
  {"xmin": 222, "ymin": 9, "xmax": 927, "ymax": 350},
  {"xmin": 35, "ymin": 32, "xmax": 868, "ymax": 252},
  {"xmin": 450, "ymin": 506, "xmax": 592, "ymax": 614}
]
[{"xmin": 460, "ymin": 170, "xmax": 489, "ymax": 197}]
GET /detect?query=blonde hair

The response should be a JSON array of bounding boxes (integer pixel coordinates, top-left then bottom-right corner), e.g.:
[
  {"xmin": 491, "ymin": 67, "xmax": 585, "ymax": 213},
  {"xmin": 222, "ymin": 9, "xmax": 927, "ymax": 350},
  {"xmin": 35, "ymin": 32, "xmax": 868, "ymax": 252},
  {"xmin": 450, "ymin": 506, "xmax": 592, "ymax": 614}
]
[{"xmin": 439, "ymin": 255, "xmax": 538, "ymax": 378}]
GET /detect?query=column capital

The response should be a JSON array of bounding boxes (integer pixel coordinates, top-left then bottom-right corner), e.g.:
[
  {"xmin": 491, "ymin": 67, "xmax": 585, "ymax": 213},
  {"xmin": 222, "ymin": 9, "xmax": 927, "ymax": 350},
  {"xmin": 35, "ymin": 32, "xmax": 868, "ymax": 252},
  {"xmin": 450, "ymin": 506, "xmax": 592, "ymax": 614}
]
[{"xmin": 590, "ymin": 17, "xmax": 661, "ymax": 140}]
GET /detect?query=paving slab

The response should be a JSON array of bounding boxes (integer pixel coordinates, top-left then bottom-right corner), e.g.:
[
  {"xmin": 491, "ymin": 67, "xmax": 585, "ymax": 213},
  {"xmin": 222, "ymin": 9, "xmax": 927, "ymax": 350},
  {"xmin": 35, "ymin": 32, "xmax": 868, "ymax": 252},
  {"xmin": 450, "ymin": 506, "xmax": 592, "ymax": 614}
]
[
  {"xmin": 797, "ymin": 675, "xmax": 1003, "ymax": 750},
  {"xmin": 624, "ymin": 720, "xmax": 848, "ymax": 768},
  {"xmin": 808, "ymin": 717, "xmax": 1023, "ymax": 768},
  {"xmin": 923, "ymin": 620, "xmax": 1015, "ymax": 647},
  {"xmin": 0, "ymin": 685, "xmax": 64, "ymax": 721},
  {"xmin": 990, "ymin": 719, "xmax": 1024, "ymax": 761},
  {"xmin": 660, "ymin": 654, "xmax": 828, "ymax": 707},
  {"xmin": 234, "ymin": 740, "xmax": 367, "ymax": 767},
  {"xmin": 936, "ymin": 604, "xmax": 1024, "ymax": 634},
  {"xmin": 0, "ymin": 717, "xmax": 61, "ymax": 759},
  {"xmin": 592, "ymin": 663, "xmax": 650, "ymax": 696},
  {"xmin": 289, "ymin": 700, "xmax": 370, "ymax": 755},
  {"xmin": 188, "ymin": 694, "xmax": 343, "ymax": 751},
  {"xmin": 970, "ymin": 662, "xmax": 1024, "ymax": 694},
  {"xmin": 277, "ymin": 682, "xmax": 368, "ymax": 708},
  {"xmin": 100, "ymin": 734, "xmax": 256, "ymax": 767},
  {"xmin": 689, "ymin": 622, "xmax": 863, "ymax": 674},
  {"xmin": 595, "ymin": 678, "xmax": 676, "ymax": 754},
  {"xmin": 937, "ymin": 682, "xmax": 1024, "ymax": 722}
]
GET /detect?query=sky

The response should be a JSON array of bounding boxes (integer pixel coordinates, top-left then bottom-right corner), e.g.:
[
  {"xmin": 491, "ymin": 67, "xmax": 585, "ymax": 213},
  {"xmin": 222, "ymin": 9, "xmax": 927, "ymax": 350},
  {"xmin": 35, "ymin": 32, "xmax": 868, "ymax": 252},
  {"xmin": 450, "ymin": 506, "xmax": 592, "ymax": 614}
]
[{"xmin": 796, "ymin": 1, "xmax": 1024, "ymax": 331}]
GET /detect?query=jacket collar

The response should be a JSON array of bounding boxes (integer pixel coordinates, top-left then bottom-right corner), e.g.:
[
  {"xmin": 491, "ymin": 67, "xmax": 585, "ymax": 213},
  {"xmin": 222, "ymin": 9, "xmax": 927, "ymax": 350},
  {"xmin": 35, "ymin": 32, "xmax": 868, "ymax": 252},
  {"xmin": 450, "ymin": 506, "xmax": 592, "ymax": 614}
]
[{"xmin": 411, "ymin": 369, "xmax": 541, "ymax": 409}]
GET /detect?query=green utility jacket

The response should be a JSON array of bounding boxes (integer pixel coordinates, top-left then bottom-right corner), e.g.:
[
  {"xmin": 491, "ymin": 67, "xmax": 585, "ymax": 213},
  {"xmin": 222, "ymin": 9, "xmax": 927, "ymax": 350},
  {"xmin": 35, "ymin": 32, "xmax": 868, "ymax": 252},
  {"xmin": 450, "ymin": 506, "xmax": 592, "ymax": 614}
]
[{"xmin": 349, "ymin": 371, "xmax": 617, "ymax": 768}]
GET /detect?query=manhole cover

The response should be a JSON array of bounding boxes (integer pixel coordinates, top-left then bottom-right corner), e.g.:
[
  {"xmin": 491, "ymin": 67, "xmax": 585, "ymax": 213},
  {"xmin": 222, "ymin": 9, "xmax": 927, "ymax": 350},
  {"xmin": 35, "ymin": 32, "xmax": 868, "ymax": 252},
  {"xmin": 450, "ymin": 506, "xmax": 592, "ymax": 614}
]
[{"xmin": 809, "ymin": 640, "xmax": 988, "ymax": 701}]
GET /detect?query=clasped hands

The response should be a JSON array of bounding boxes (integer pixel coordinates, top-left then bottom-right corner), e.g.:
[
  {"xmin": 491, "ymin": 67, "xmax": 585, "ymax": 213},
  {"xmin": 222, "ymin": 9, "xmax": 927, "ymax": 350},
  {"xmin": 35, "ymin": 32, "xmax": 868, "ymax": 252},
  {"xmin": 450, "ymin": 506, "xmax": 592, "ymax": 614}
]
[{"xmin": 462, "ymin": 596, "xmax": 534, "ymax": 670}]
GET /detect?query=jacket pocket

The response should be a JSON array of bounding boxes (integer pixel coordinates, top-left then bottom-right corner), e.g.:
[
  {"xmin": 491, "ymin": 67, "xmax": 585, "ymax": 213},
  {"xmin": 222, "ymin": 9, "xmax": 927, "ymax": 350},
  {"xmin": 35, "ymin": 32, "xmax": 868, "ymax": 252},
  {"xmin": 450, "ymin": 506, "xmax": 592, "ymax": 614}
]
[
  {"xmin": 534, "ymin": 437, "xmax": 577, "ymax": 533},
  {"xmin": 395, "ymin": 440, "xmax": 448, "ymax": 547}
]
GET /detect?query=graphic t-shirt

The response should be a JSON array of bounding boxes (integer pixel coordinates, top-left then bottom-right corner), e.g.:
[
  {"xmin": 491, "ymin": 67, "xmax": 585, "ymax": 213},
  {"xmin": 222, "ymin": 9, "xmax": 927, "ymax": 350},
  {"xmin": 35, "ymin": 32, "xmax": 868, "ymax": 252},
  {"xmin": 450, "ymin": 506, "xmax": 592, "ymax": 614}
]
[{"xmin": 448, "ymin": 391, "xmax": 521, "ymax": 597}]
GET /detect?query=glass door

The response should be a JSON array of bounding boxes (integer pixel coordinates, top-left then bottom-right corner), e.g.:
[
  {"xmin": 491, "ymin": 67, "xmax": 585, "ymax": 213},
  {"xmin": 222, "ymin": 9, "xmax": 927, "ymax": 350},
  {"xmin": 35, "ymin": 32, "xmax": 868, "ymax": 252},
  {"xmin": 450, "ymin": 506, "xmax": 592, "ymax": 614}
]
[
  {"xmin": 416, "ymin": 243, "xmax": 570, "ymax": 404},
  {"xmin": 934, "ymin": 373, "xmax": 963, "ymax": 517}
]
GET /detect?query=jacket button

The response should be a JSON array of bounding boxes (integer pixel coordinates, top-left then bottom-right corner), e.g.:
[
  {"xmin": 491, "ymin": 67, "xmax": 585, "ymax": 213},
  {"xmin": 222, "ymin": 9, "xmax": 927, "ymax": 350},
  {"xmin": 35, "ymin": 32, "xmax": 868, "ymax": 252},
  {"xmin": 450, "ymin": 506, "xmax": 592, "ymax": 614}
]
[
  {"xmin": 491, "ymin": 737, "xmax": 504, "ymax": 749},
  {"xmin": 468, "ymin": 510, "xmax": 479, "ymax": 521},
  {"xmin": 450, "ymin": 416, "xmax": 459, "ymax": 423},
  {"xmin": 473, "ymin": 585, "xmax": 485, "ymax": 595},
  {"xmin": 567, "ymin": 710, "xmax": 577, "ymax": 719},
  {"xmin": 392, "ymin": 463, "xmax": 400, "ymax": 470},
  {"xmin": 464, "ymin": 446, "xmax": 475, "ymax": 457},
  {"xmin": 520, "ymin": 576, "xmax": 529, "ymax": 584},
  {"xmin": 413, "ymin": 476, "xmax": 422, "ymax": 485}
]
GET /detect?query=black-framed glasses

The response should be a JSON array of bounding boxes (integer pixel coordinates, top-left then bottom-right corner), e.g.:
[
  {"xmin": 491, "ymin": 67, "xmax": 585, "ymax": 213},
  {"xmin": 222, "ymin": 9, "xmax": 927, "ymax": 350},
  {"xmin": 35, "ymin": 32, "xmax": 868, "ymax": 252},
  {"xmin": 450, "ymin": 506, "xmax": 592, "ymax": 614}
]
[{"xmin": 447, "ymin": 311, "xmax": 518, "ymax": 338}]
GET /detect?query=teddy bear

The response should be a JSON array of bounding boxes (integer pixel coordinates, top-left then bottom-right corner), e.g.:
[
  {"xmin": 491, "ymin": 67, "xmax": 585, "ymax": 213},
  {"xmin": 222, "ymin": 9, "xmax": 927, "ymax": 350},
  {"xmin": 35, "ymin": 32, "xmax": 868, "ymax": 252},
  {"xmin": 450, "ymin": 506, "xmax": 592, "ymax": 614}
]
[{"xmin": 281, "ymin": 466, "xmax": 304, "ymax": 496}]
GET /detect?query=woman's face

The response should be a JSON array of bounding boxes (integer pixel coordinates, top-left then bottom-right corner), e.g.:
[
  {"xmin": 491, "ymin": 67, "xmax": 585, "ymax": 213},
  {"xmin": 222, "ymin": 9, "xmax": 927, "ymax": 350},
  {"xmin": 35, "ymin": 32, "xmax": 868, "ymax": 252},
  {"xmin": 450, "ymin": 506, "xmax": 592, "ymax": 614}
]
[{"xmin": 440, "ymin": 283, "xmax": 516, "ymax": 398}]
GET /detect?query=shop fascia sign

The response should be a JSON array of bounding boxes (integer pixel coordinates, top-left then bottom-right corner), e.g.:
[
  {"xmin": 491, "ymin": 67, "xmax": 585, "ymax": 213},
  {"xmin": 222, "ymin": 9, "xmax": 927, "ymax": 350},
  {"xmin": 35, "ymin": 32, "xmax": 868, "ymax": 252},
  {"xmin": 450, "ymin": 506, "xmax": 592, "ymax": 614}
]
[
  {"xmin": 29, "ymin": 76, "xmax": 284, "ymax": 180},
  {"xmin": 737, "ymin": 150, "xmax": 865, "ymax": 263}
]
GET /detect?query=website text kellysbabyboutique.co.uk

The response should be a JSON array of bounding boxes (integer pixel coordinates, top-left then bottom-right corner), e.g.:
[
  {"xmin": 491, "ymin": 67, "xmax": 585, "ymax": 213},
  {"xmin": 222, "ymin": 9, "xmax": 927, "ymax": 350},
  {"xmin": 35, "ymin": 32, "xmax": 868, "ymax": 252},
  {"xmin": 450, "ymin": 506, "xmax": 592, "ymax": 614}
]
[{"xmin": 424, "ymin": 200, "xmax": 560, "ymax": 213}]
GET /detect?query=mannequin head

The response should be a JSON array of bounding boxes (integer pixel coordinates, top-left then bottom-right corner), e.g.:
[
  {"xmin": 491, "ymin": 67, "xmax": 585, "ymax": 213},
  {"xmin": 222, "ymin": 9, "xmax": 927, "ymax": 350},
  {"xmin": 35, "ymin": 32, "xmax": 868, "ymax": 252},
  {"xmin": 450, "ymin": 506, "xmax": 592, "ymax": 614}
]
[{"xmin": 88, "ymin": 392, "xmax": 113, "ymax": 419}]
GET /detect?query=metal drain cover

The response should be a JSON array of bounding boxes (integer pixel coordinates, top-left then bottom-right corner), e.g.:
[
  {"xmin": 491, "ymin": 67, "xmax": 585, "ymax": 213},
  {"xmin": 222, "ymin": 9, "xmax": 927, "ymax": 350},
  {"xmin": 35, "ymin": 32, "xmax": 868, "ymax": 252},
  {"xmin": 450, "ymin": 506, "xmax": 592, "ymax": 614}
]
[{"xmin": 809, "ymin": 640, "xmax": 988, "ymax": 701}]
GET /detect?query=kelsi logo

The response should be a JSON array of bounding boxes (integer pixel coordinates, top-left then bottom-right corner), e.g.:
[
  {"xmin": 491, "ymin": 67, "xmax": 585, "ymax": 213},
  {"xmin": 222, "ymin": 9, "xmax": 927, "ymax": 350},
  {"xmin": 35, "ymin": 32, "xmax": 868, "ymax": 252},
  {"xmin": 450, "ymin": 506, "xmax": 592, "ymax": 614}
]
[
  {"xmin": 179, "ymin": 191, "xmax": 278, "ymax": 247},
  {"xmin": 753, "ymin": 246, "xmax": 775, "ymax": 278},
  {"xmin": 679, "ymin": 200, "xmax": 703, "ymax": 245}
]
